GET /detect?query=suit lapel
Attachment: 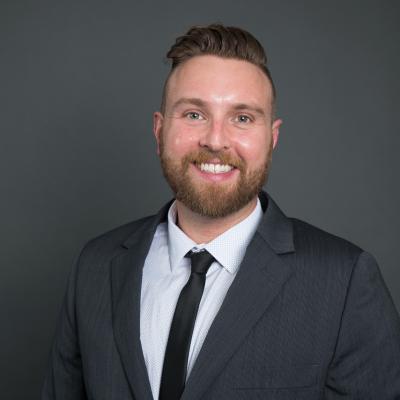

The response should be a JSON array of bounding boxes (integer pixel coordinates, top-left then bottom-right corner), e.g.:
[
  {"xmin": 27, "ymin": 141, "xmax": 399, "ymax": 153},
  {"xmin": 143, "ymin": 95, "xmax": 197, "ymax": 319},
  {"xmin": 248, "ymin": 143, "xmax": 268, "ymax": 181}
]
[
  {"xmin": 110, "ymin": 192, "xmax": 294, "ymax": 400},
  {"xmin": 182, "ymin": 193, "xmax": 295, "ymax": 400},
  {"xmin": 111, "ymin": 203, "xmax": 171, "ymax": 400}
]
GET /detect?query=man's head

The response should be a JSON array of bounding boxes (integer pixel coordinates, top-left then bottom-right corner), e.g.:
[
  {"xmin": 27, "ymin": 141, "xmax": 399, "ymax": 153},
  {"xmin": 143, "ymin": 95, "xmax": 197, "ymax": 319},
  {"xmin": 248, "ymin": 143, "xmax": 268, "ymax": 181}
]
[
  {"xmin": 154, "ymin": 24, "xmax": 282, "ymax": 218},
  {"xmin": 160, "ymin": 24, "xmax": 276, "ymax": 116}
]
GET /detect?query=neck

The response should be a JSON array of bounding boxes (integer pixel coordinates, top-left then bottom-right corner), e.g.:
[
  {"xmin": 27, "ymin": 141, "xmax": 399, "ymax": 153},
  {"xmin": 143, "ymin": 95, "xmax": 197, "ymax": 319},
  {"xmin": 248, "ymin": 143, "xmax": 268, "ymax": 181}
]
[{"xmin": 175, "ymin": 197, "xmax": 258, "ymax": 244}]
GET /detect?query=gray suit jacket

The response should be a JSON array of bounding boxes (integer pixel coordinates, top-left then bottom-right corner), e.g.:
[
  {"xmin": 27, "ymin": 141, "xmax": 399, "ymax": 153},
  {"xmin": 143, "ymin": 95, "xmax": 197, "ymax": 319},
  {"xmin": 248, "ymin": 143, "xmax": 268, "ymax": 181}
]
[{"xmin": 43, "ymin": 192, "xmax": 400, "ymax": 399}]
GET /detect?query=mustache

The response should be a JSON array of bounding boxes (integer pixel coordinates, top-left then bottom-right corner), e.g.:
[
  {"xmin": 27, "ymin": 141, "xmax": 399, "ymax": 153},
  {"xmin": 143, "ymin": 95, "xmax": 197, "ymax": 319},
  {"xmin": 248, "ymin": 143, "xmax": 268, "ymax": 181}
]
[{"xmin": 182, "ymin": 149, "xmax": 245, "ymax": 170}]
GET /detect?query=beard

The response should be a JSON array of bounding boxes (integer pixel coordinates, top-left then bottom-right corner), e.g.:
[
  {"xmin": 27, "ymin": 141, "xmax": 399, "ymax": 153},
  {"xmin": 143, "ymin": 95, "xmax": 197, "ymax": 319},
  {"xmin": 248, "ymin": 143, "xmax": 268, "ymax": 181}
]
[{"xmin": 159, "ymin": 138, "xmax": 273, "ymax": 218}]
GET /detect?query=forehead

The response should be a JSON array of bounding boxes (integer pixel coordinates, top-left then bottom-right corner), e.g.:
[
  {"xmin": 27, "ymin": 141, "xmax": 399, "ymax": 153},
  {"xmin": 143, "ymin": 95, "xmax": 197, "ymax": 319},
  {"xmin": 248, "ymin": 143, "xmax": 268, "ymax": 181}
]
[{"xmin": 165, "ymin": 55, "xmax": 273, "ymax": 110}]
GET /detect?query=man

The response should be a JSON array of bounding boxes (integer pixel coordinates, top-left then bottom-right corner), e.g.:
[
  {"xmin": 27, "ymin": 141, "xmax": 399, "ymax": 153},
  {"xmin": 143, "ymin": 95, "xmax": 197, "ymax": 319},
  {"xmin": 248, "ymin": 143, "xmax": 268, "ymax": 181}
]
[{"xmin": 43, "ymin": 24, "xmax": 400, "ymax": 399}]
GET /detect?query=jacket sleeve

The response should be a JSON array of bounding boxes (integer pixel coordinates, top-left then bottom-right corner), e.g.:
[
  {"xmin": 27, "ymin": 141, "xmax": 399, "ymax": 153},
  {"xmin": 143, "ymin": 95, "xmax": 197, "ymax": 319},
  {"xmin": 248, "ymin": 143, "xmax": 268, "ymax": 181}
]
[
  {"xmin": 325, "ymin": 251, "xmax": 400, "ymax": 399},
  {"xmin": 42, "ymin": 249, "xmax": 87, "ymax": 400}
]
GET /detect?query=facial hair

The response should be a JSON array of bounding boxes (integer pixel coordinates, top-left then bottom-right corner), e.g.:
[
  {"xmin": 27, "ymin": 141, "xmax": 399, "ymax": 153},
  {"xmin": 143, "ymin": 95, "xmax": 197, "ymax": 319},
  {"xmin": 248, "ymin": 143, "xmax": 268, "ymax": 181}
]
[{"xmin": 159, "ymin": 137, "xmax": 273, "ymax": 218}]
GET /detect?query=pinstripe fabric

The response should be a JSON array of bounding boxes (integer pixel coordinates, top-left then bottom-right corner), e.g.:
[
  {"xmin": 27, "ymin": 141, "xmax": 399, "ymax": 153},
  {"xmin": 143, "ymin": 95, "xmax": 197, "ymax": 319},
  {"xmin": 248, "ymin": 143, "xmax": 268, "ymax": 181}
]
[{"xmin": 42, "ymin": 192, "xmax": 400, "ymax": 400}]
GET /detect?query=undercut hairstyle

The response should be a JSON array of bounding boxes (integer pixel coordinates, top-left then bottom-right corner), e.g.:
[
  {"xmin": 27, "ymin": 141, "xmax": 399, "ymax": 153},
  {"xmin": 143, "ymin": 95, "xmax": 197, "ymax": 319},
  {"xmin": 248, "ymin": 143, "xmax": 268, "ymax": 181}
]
[{"xmin": 160, "ymin": 23, "xmax": 276, "ymax": 116}]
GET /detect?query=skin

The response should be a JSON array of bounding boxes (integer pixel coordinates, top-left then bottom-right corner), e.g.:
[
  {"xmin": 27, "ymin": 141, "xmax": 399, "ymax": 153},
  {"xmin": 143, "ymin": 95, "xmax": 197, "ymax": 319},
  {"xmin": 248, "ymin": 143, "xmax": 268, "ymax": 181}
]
[{"xmin": 153, "ymin": 55, "xmax": 282, "ymax": 244}]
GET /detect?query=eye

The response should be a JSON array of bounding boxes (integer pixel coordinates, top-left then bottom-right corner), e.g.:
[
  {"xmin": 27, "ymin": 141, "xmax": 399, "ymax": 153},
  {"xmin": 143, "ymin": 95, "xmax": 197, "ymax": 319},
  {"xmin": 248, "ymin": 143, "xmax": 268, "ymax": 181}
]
[
  {"xmin": 236, "ymin": 114, "xmax": 251, "ymax": 123},
  {"xmin": 186, "ymin": 112, "xmax": 203, "ymax": 120}
]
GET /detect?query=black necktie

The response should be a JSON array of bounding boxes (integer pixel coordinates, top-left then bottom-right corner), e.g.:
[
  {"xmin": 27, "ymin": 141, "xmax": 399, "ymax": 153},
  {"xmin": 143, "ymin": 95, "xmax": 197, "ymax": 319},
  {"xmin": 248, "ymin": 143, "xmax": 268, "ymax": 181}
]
[{"xmin": 159, "ymin": 249, "xmax": 215, "ymax": 400}]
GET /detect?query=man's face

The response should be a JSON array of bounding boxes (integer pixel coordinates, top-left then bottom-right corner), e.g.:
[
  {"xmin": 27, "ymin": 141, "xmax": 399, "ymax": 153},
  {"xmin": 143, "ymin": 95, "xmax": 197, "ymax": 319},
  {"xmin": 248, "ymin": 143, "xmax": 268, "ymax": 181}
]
[{"xmin": 153, "ymin": 55, "xmax": 281, "ymax": 218}]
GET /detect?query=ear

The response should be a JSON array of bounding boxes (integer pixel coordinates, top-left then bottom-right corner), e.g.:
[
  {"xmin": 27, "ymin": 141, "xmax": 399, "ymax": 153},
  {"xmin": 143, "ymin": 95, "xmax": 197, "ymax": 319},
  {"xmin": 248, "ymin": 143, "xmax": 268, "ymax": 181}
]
[
  {"xmin": 271, "ymin": 118, "xmax": 282, "ymax": 149},
  {"xmin": 153, "ymin": 111, "xmax": 164, "ymax": 155}
]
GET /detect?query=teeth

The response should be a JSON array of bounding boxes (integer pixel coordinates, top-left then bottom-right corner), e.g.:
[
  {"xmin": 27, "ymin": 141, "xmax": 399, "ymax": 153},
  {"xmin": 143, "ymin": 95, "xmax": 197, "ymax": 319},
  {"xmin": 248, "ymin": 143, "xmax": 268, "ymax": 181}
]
[{"xmin": 199, "ymin": 163, "xmax": 233, "ymax": 174}]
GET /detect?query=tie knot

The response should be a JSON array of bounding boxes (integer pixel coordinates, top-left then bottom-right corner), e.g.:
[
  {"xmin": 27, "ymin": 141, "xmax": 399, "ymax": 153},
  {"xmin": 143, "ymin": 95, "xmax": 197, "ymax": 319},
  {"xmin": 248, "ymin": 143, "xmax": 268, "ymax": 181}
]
[{"xmin": 186, "ymin": 250, "xmax": 215, "ymax": 275}]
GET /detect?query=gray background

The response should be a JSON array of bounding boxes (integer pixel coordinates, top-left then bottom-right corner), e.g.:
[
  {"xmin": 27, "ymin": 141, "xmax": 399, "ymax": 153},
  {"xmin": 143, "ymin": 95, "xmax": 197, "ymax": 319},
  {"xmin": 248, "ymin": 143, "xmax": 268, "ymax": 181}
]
[{"xmin": 1, "ymin": 0, "xmax": 399, "ymax": 398}]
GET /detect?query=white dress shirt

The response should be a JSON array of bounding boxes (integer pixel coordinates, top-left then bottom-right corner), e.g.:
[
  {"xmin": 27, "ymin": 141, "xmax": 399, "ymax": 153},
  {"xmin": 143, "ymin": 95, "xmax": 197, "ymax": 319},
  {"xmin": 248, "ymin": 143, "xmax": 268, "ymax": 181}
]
[{"xmin": 140, "ymin": 199, "xmax": 263, "ymax": 400}]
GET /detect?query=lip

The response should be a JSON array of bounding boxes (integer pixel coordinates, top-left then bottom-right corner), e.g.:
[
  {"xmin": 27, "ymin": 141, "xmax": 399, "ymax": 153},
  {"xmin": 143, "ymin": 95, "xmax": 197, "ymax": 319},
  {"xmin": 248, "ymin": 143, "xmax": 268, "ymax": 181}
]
[{"xmin": 190, "ymin": 163, "xmax": 239, "ymax": 182}]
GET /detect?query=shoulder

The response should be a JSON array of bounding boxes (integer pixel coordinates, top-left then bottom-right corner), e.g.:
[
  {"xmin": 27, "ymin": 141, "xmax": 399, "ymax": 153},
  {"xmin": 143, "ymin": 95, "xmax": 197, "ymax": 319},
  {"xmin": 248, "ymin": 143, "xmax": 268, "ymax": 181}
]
[
  {"xmin": 288, "ymin": 217, "xmax": 366, "ymax": 277},
  {"xmin": 290, "ymin": 217, "xmax": 361, "ymax": 254},
  {"xmin": 282, "ymin": 219, "xmax": 388, "ymax": 313},
  {"xmin": 77, "ymin": 214, "xmax": 157, "ymax": 267}
]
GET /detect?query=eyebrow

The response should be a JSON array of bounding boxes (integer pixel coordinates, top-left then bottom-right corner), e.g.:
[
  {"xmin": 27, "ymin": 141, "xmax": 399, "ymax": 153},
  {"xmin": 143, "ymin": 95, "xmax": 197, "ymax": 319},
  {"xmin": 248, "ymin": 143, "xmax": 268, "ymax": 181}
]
[
  {"xmin": 170, "ymin": 97, "xmax": 267, "ymax": 117},
  {"xmin": 231, "ymin": 103, "xmax": 266, "ymax": 117},
  {"xmin": 170, "ymin": 97, "xmax": 208, "ymax": 111}
]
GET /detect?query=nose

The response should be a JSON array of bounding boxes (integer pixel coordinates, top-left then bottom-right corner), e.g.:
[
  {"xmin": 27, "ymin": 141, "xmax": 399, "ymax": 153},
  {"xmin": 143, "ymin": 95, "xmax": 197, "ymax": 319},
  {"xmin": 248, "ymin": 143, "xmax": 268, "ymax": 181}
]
[{"xmin": 199, "ymin": 119, "xmax": 230, "ymax": 151}]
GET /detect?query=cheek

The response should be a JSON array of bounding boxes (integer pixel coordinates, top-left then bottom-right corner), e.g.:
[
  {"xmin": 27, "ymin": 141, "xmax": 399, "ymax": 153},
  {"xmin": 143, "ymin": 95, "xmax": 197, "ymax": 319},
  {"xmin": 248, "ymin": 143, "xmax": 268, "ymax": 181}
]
[
  {"xmin": 233, "ymin": 132, "xmax": 270, "ymax": 164},
  {"xmin": 164, "ymin": 124, "xmax": 200, "ymax": 153}
]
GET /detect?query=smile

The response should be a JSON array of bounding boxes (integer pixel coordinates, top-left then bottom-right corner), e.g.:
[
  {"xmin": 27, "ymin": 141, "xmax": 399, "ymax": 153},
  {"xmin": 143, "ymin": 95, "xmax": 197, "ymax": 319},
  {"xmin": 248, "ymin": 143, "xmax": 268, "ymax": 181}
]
[{"xmin": 198, "ymin": 163, "xmax": 234, "ymax": 174}]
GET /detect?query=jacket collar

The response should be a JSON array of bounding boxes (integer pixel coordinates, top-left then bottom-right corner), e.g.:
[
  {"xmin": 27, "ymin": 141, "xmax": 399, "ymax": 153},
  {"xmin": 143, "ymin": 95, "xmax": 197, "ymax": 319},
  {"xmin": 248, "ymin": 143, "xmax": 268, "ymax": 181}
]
[
  {"xmin": 257, "ymin": 191, "xmax": 295, "ymax": 254},
  {"xmin": 121, "ymin": 191, "xmax": 295, "ymax": 254}
]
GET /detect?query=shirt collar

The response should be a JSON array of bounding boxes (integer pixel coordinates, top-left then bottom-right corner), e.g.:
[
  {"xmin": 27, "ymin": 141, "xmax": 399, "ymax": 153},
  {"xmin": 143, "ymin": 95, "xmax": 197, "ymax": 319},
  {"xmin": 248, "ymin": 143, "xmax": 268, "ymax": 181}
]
[{"xmin": 167, "ymin": 199, "xmax": 263, "ymax": 274}]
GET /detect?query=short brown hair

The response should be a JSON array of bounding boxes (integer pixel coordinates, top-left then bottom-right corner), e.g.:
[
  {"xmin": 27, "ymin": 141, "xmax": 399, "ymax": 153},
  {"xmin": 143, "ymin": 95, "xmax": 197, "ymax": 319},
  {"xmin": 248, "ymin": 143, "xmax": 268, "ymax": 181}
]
[{"xmin": 160, "ymin": 23, "xmax": 276, "ymax": 115}]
